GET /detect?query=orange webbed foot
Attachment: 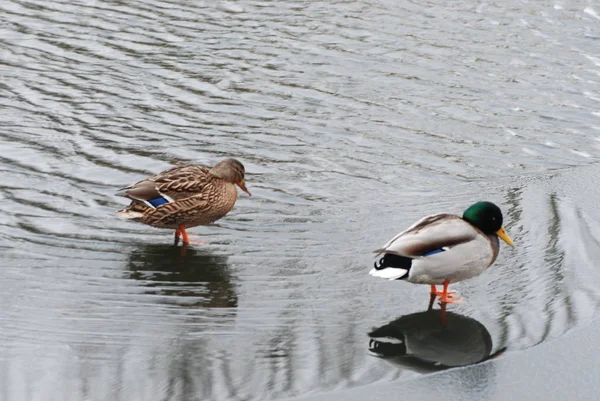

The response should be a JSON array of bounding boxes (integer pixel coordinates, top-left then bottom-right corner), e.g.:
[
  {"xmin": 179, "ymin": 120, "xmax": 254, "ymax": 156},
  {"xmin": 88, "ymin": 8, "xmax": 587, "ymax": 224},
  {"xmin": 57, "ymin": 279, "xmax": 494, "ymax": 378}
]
[
  {"xmin": 432, "ymin": 281, "xmax": 463, "ymax": 305},
  {"xmin": 438, "ymin": 293, "xmax": 462, "ymax": 304},
  {"xmin": 177, "ymin": 225, "xmax": 207, "ymax": 246},
  {"xmin": 433, "ymin": 289, "xmax": 458, "ymax": 297}
]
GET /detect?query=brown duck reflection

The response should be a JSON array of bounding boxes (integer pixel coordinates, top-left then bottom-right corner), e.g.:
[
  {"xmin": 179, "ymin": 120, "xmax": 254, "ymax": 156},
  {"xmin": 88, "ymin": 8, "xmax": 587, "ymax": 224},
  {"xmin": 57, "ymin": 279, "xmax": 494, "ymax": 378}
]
[
  {"xmin": 368, "ymin": 310, "xmax": 503, "ymax": 372},
  {"xmin": 126, "ymin": 244, "xmax": 237, "ymax": 308}
]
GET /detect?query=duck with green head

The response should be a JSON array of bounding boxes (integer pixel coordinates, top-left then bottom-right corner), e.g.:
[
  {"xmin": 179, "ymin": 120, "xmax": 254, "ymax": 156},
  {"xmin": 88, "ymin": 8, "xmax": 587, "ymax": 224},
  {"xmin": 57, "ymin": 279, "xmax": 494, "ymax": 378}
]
[{"xmin": 369, "ymin": 201, "xmax": 514, "ymax": 306}]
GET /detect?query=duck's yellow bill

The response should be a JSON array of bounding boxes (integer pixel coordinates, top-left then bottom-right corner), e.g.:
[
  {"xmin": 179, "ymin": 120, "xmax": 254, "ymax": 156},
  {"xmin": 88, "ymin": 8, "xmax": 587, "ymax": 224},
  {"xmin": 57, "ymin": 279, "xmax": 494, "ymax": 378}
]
[{"xmin": 496, "ymin": 226, "xmax": 514, "ymax": 247}]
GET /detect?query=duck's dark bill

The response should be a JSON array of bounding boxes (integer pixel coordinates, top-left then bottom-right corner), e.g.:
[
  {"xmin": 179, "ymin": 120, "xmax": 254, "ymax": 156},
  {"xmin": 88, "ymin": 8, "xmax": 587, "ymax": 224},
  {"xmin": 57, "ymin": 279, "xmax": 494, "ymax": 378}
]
[{"xmin": 237, "ymin": 180, "xmax": 251, "ymax": 196}]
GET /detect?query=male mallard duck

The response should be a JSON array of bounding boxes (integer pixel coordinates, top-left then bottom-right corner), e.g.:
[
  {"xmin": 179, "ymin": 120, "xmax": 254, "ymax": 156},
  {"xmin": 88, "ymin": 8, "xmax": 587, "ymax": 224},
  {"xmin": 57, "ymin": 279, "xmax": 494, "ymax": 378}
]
[
  {"xmin": 369, "ymin": 201, "xmax": 514, "ymax": 305},
  {"xmin": 116, "ymin": 158, "xmax": 250, "ymax": 245}
]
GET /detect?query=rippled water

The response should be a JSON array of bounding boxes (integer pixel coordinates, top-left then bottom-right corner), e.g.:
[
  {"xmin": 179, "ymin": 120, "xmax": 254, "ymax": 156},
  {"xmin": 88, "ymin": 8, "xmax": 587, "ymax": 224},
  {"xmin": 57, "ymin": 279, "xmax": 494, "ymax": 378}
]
[{"xmin": 2, "ymin": 1, "xmax": 600, "ymax": 400}]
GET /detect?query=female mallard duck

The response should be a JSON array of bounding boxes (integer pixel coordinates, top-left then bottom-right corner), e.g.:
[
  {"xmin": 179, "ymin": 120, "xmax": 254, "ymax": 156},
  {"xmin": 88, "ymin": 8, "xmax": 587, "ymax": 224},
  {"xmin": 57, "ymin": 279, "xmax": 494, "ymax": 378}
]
[
  {"xmin": 369, "ymin": 201, "xmax": 514, "ymax": 305},
  {"xmin": 116, "ymin": 158, "xmax": 250, "ymax": 245}
]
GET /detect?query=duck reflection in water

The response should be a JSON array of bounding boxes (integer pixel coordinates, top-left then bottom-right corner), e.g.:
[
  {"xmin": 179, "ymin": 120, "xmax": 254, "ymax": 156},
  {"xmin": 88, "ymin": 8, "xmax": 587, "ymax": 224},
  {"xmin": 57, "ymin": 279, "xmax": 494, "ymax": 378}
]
[
  {"xmin": 126, "ymin": 244, "xmax": 237, "ymax": 308},
  {"xmin": 368, "ymin": 310, "xmax": 504, "ymax": 372}
]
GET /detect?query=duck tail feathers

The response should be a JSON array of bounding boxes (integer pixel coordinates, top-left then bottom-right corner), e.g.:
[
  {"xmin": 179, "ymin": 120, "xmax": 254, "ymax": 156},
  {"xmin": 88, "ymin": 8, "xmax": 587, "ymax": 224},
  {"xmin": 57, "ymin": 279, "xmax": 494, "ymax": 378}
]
[
  {"xmin": 369, "ymin": 253, "xmax": 412, "ymax": 280},
  {"xmin": 116, "ymin": 209, "xmax": 143, "ymax": 220},
  {"xmin": 369, "ymin": 267, "xmax": 408, "ymax": 280}
]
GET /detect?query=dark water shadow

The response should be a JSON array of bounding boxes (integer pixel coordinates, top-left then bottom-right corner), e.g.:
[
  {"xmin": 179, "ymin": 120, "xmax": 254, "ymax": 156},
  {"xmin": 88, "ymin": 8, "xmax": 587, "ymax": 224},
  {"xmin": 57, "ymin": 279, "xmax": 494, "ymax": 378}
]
[
  {"xmin": 125, "ymin": 244, "xmax": 237, "ymax": 308},
  {"xmin": 368, "ymin": 310, "xmax": 502, "ymax": 373}
]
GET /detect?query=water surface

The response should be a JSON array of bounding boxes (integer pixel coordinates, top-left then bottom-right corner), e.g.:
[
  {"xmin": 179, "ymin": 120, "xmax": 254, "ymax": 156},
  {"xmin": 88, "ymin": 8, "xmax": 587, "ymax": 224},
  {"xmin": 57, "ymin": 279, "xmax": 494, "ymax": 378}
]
[{"xmin": 2, "ymin": 1, "xmax": 600, "ymax": 400}]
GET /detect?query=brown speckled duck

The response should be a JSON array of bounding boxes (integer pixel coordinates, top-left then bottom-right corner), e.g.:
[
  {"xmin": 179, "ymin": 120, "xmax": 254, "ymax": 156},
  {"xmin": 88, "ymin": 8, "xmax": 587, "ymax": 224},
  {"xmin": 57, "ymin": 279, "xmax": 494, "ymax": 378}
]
[{"xmin": 116, "ymin": 158, "xmax": 250, "ymax": 245}]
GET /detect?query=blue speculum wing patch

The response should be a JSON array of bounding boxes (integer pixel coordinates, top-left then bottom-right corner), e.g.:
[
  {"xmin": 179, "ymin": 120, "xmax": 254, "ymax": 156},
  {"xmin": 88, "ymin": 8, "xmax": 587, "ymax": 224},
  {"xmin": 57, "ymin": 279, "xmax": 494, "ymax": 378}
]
[
  {"xmin": 422, "ymin": 248, "xmax": 445, "ymax": 257},
  {"xmin": 148, "ymin": 196, "xmax": 169, "ymax": 207}
]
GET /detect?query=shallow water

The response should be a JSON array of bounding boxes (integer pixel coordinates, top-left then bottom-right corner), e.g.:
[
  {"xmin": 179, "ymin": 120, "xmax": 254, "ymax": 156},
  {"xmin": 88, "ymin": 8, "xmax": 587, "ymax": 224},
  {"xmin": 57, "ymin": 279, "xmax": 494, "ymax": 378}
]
[{"xmin": 2, "ymin": 1, "xmax": 600, "ymax": 400}]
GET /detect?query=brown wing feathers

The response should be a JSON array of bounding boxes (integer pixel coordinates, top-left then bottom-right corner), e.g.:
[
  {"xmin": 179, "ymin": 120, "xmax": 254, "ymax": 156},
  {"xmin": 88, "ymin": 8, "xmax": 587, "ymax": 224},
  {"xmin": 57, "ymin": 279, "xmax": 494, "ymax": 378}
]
[
  {"xmin": 116, "ymin": 165, "xmax": 211, "ymax": 203},
  {"xmin": 375, "ymin": 214, "xmax": 477, "ymax": 257},
  {"xmin": 116, "ymin": 180, "xmax": 162, "ymax": 202},
  {"xmin": 399, "ymin": 234, "xmax": 474, "ymax": 257}
]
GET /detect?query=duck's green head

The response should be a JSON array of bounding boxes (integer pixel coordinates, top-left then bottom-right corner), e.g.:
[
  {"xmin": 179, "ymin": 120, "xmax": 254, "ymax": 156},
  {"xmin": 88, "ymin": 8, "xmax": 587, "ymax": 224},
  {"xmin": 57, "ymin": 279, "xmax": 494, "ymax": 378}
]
[{"xmin": 463, "ymin": 201, "xmax": 514, "ymax": 247}]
